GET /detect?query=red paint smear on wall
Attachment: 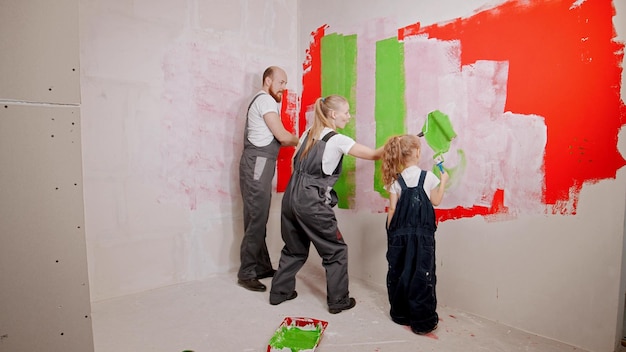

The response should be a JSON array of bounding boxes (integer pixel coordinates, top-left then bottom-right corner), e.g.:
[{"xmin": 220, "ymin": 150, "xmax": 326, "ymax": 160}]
[
  {"xmin": 436, "ymin": 189, "xmax": 509, "ymax": 223},
  {"xmin": 277, "ymin": 25, "xmax": 325, "ymax": 193},
  {"xmin": 418, "ymin": 0, "xmax": 626, "ymax": 216},
  {"xmin": 301, "ymin": 25, "xmax": 327, "ymax": 136},
  {"xmin": 398, "ymin": 22, "xmax": 421, "ymax": 42},
  {"xmin": 277, "ymin": 90, "xmax": 298, "ymax": 192}
]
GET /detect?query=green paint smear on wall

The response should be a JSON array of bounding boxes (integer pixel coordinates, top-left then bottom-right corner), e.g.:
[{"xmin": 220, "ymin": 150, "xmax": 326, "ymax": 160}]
[
  {"xmin": 433, "ymin": 149, "xmax": 466, "ymax": 189},
  {"xmin": 321, "ymin": 33, "xmax": 357, "ymax": 209},
  {"xmin": 268, "ymin": 325, "xmax": 322, "ymax": 352},
  {"xmin": 422, "ymin": 110, "xmax": 457, "ymax": 156},
  {"xmin": 374, "ymin": 37, "xmax": 407, "ymax": 196}
]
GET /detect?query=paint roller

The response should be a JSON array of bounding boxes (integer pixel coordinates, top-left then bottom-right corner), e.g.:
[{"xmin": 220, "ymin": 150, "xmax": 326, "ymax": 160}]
[{"xmin": 417, "ymin": 110, "xmax": 457, "ymax": 172}]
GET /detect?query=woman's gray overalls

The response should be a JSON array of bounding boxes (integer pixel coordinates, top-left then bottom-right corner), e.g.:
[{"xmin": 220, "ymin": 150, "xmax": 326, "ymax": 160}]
[{"xmin": 270, "ymin": 131, "xmax": 353, "ymax": 310}]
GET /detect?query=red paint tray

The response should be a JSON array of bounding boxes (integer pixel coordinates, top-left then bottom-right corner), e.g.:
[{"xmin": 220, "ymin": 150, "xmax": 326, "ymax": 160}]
[{"xmin": 267, "ymin": 317, "xmax": 328, "ymax": 352}]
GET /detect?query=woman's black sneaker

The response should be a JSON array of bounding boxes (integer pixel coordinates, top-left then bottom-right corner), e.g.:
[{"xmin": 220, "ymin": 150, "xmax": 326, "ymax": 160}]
[
  {"xmin": 269, "ymin": 291, "xmax": 298, "ymax": 305},
  {"xmin": 329, "ymin": 298, "xmax": 356, "ymax": 314}
]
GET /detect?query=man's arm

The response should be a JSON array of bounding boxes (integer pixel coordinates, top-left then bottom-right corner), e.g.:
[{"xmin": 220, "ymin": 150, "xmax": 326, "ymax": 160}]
[{"xmin": 264, "ymin": 112, "xmax": 299, "ymax": 146}]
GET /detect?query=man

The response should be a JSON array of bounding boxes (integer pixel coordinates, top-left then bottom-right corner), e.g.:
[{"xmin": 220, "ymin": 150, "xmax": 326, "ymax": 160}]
[{"xmin": 238, "ymin": 66, "xmax": 299, "ymax": 292}]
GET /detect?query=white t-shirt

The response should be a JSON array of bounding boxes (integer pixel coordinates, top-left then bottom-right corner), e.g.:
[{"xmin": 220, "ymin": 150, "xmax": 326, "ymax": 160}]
[
  {"xmin": 387, "ymin": 165, "xmax": 440, "ymax": 200},
  {"xmin": 246, "ymin": 91, "xmax": 280, "ymax": 147},
  {"xmin": 300, "ymin": 127, "xmax": 356, "ymax": 175}
]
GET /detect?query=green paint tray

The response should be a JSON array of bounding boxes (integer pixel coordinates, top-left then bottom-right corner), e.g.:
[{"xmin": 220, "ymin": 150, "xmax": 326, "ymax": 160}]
[{"xmin": 267, "ymin": 317, "xmax": 328, "ymax": 352}]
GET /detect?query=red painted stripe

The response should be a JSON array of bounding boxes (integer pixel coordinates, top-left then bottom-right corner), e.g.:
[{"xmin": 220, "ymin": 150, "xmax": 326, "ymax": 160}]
[
  {"xmin": 277, "ymin": 25, "xmax": 326, "ymax": 192},
  {"xmin": 300, "ymin": 25, "xmax": 326, "ymax": 136},
  {"xmin": 277, "ymin": 90, "xmax": 298, "ymax": 192}
]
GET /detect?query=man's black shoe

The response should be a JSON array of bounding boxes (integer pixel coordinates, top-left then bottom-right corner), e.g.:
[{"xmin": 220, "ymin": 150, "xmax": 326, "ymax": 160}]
[
  {"xmin": 329, "ymin": 297, "xmax": 356, "ymax": 314},
  {"xmin": 256, "ymin": 269, "xmax": 276, "ymax": 279},
  {"xmin": 269, "ymin": 291, "xmax": 298, "ymax": 305},
  {"xmin": 238, "ymin": 278, "xmax": 266, "ymax": 292}
]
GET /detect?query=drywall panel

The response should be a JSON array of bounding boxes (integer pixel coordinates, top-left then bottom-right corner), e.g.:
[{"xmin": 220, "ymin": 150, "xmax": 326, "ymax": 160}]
[
  {"xmin": 0, "ymin": 104, "xmax": 93, "ymax": 351},
  {"xmin": 0, "ymin": 0, "xmax": 80, "ymax": 104}
]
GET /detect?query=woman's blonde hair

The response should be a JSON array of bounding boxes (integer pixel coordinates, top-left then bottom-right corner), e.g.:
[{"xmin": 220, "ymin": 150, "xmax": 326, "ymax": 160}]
[
  {"xmin": 381, "ymin": 134, "xmax": 421, "ymax": 187},
  {"xmin": 300, "ymin": 95, "xmax": 348, "ymax": 158}
]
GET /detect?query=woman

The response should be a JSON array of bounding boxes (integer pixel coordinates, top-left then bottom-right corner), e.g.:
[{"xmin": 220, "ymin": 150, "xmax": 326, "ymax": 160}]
[{"xmin": 269, "ymin": 95, "xmax": 383, "ymax": 313}]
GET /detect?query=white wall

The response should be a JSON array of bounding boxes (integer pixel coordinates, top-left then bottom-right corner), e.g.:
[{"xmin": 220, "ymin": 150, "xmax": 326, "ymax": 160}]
[
  {"xmin": 80, "ymin": 0, "xmax": 298, "ymax": 300},
  {"xmin": 297, "ymin": 1, "xmax": 626, "ymax": 352}
]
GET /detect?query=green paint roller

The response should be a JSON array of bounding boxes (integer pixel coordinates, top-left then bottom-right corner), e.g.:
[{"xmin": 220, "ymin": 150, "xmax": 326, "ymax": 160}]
[{"xmin": 417, "ymin": 110, "xmax": 457, "ymax": 172}]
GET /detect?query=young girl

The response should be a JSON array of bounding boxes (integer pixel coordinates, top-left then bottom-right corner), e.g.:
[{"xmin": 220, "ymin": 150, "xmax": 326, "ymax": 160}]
[
  {"xmin": 381, "ymin": 134, "xmax": 449, "ymax": 335},
  {"xmin": 269, "ymin": 94, "xmax": 383, "ymax": 313}
]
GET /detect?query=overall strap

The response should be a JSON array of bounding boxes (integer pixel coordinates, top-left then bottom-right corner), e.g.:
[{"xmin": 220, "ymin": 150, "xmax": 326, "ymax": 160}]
[
  {"xmin": 321, "ymin": 131, "xmax": 342, "ymax": 175},
  {"xmin": 397, "ymin": 174, "xmax": 408, "ymax": 190},
  {"xmin": 247, "ymin": 92, "xmax": 266, "ymax": 113},
  {"xmin": 417, "ymin": 170, "xmax": 427, "ymax": 189},
  {"xmin": 321, "ymin": 130, "xmax": 337, "ymax": 142},
  {"xmin": 244, "ymin": 93, "xmax": 266, "ymax": 132}
]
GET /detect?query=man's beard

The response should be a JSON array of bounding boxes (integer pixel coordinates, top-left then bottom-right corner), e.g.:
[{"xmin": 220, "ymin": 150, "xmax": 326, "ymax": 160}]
[{"xmin": 269, "ymin": 88, "xmax": 283, "ymax": 103}]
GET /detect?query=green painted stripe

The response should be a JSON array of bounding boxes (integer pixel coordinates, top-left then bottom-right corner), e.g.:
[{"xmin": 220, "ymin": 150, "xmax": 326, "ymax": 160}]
[
  {"xmin": 375, "ymin": 37, "xmax": 406, "ymax": 196},
  {"xmin": 321, "ymin": 33, "xmax": 357, "ymax": 209}
]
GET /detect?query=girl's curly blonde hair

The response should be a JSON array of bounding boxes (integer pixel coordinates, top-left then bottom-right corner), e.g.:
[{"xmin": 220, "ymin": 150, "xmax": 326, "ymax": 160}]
[{"xmin": 381, "ymin": 134, "xmax": 421, "ymax": 187}]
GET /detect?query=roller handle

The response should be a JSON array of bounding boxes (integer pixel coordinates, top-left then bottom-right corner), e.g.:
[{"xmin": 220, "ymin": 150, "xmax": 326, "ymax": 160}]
[{"xmin": 434, "ymin": 155, "xmax": 444, "ymax": 173}]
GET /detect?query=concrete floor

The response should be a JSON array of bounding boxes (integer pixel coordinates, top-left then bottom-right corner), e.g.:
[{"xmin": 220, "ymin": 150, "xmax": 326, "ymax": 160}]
[{"xmin": 91, "ymin": 264, "xmax": 597, "ymax": 352}]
